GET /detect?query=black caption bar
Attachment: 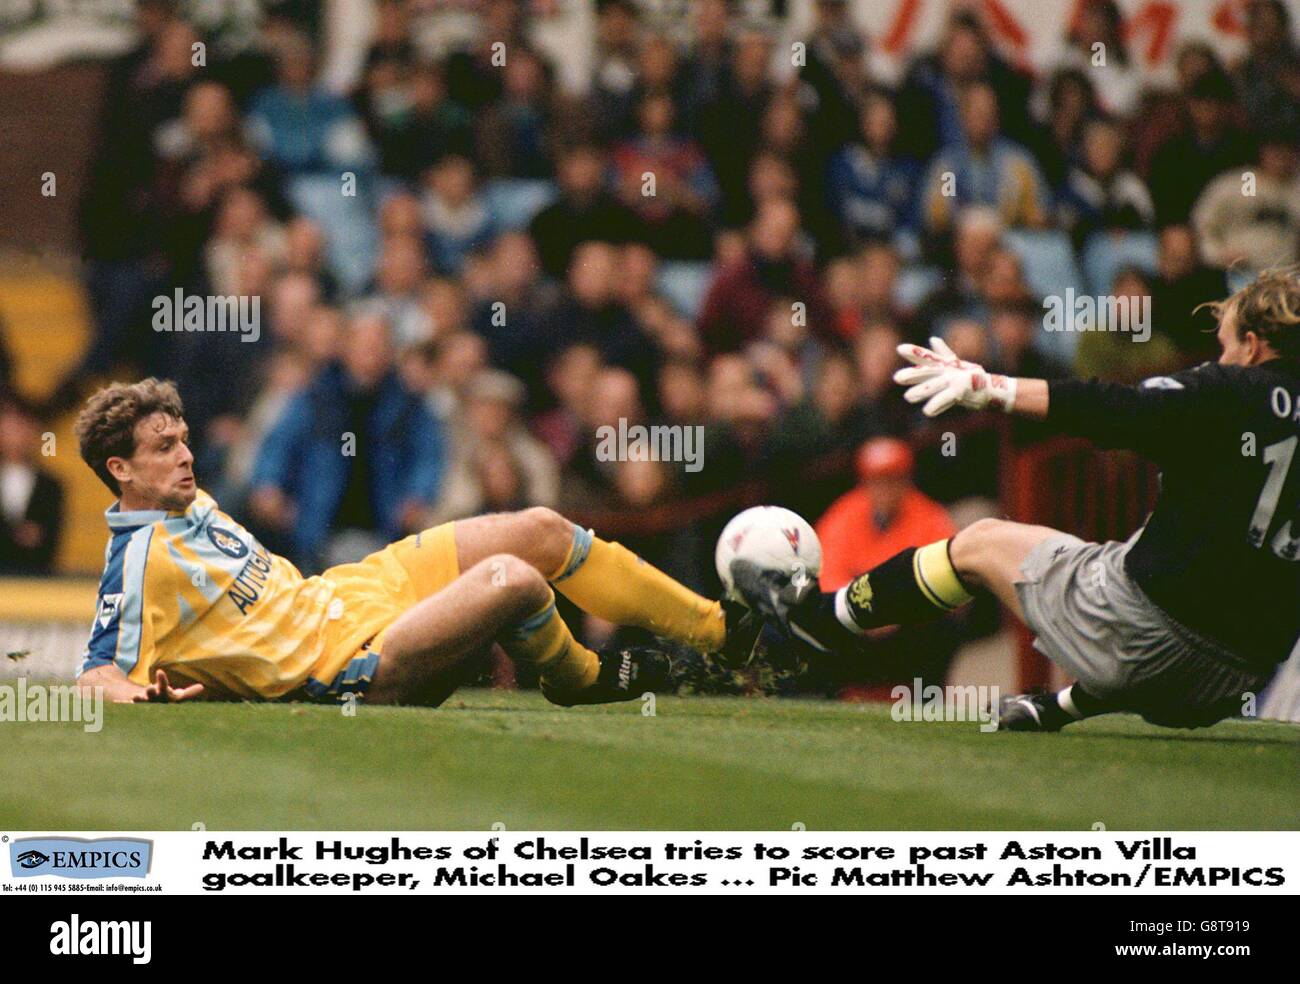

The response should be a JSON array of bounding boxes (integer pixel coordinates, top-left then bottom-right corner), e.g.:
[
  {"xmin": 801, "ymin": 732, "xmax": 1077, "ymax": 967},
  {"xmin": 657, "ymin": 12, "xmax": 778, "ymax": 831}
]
[{"xmin": 1, "ymin": 894, "xmax": 1288, "ymax": 971}]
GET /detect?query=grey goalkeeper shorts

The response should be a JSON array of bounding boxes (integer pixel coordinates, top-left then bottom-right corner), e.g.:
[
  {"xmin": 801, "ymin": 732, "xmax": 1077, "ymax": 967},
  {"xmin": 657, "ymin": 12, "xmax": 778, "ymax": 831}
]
[{"xmin": 1014, "ymin": 532, "xmax": 1271, "ymax": 728}]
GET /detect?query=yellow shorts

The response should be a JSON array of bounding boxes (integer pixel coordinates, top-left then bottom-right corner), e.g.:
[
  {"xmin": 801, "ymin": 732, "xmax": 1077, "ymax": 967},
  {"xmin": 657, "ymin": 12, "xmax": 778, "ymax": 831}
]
[{"xmin": 302, "ymin": 523, "xmax": 462, "ymax": 700}]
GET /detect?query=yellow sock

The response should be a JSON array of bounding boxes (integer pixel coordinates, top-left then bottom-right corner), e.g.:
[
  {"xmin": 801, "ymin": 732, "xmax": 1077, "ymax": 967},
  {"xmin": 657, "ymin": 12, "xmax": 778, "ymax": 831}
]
[
  {"xmin": 912, "ymin": 539, "xmax": 974, "ymax": 611},
  {"xmin": 501, "ymin": 593, "xmax": 600, "ymax": 693},
  {"xmin": 550, "ymin": 527, "xmax": 726, "ymax": 652}
]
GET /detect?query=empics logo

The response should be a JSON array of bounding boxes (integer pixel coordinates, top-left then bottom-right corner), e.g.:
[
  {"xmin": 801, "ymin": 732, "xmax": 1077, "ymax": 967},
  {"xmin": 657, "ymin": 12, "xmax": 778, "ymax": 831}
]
[
  {"xmin": 15, "ymin": 849, "xmax": 50, "ymax": 869},
  {"xmin": 50, "ymin": 914, "xmax": 152, "ymax": 965},
  {"xmin": 9, "ymin": 837, "xmax": 151, "ymax": 879}
]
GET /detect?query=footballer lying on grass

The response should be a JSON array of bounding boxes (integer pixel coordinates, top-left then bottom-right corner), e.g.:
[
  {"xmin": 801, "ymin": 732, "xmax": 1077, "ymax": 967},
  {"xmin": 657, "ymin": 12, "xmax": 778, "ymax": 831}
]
[
  {"xmin": 73, "ymin": 379, "xmax": 757, "ymax": 706},
  {"xmin": 733, "ymin": 266, "xmax": 1300, "ymax": 731}
]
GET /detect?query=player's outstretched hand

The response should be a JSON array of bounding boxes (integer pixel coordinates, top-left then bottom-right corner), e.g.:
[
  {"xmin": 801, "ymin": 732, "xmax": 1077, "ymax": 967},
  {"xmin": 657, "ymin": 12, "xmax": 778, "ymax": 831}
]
[
  {"xmin": 129, "ymin": 668, "xmax": 204, "ymax": 704},
  {"xmin": 894, "ymin": 336, "xmax": 1018, "ymax": 417}
]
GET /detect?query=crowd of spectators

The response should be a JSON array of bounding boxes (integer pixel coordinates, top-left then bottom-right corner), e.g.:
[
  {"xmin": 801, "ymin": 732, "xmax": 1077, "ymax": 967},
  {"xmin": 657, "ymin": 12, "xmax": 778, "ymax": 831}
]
[{"xmin": 19, "ymin": 0, "xmax": 1300, "ymax": 654}]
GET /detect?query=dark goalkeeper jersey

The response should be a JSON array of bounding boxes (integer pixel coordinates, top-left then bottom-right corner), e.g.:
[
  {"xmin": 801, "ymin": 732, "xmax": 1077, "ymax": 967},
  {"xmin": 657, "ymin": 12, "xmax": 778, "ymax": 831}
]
[{"xmin": 1046, "ymin": 358, "xmax": 1300, "ymax": 672}]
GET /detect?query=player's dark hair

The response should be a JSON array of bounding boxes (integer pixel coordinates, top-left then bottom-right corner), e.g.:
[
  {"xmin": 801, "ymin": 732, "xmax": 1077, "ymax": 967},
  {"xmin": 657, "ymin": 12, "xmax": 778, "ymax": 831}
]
[
  {"xmin": 75, "ymin": 378, "xmax": 185, "ymax": 496},
  {"xmin": 1198, "ymin": 265, "xmax": 1300, "ymax": 361}
]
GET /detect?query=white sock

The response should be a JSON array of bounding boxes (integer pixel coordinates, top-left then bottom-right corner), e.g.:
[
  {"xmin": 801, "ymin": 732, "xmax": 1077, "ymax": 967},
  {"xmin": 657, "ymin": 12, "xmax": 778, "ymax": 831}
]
[
  {"xmin": 1057, "ymin": 685, "xmax": 1085, "ymax": 720},
  {"xmin": 833, "ymin": 587, "xmax": 868, "ymax": 636}
]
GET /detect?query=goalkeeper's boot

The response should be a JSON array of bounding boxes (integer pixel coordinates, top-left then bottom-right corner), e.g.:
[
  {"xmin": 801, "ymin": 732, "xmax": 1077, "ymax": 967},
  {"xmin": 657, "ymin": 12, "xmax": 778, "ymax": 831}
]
[
  {"xmin": 729, "ymin": 559, "xmax": 866, "ymax": 657},
  {"xmin": 727, "ymin": 559, "xmax": 820, "ymax": 637},
  {"xmin": 541, "ymin": 645, "xmax": 672, "ymax": 707},
  {"xmin": 996, "ymin": 693, "xmax": 1073, "ymax": 732}
]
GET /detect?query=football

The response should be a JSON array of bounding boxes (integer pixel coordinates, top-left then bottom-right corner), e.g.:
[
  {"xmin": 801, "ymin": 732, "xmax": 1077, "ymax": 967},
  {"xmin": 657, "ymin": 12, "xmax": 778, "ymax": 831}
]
[{"xmin": 715, "ymin": 505, "xmax": 822, "ymax": 604}]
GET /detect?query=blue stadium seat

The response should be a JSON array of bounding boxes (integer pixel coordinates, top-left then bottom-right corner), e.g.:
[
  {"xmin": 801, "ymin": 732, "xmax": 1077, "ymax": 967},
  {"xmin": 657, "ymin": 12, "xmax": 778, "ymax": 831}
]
[
  {"xmin": 287, "ymin": 174, "xmax": 380, "ymax": 297},
  {"xmin": 1001, "ymin": 229, "xmax": 1086, "ymax": 364},
  {"xmin": 484, "ymin": 178, "xmax": 558, "ymax": 232},
  {"xmin": 1081, "ymin": 230, "xmax": 1159, "ymax": 296},
  {"xmin": 657, "ymin": 261, "xmax": 713, "ymax": 319},
  {"xmin": 894, "ymin": 265, "xmax": 943, "ymax": 312}
]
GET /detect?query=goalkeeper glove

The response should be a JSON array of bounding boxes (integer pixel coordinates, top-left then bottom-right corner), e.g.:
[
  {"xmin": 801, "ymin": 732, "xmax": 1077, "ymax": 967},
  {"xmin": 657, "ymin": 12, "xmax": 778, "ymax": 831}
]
[{"xmin": 893, "ymin": 336, "xmax": 1017, "ymax": 417}]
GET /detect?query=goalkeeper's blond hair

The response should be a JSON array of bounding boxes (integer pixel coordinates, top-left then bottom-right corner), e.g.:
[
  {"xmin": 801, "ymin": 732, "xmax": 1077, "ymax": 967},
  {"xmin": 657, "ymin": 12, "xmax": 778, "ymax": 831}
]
[{"xmin": 1198, "ymin": 264, "xmax": 1300, "ymax": 360}]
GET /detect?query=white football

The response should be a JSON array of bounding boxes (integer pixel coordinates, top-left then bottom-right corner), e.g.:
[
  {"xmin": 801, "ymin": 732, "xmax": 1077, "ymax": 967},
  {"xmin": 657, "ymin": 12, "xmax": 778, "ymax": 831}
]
[{"xmin": 715, "ymin": 505, "xmax": 822, "ymax": 604}]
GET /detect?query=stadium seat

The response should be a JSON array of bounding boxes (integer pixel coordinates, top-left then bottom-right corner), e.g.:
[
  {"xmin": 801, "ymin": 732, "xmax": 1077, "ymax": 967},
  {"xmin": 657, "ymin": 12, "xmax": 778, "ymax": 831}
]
[
  {"xmin": 1001, "ymin": 229, "xmax": 1086, "ymax": 364},
  {"xmin": 286, "ymin": 174, "xmax": 380, "ymax": 296},
  {"xmin": 656, "ymin": 261, "xmax": 714, "ymax": 320},
  {"xmin": 1081, "ymin": 230, "xmax": 1159, "ymax": 296},
  {"xmin": 484, "ymin": 178, "xmax": 558, "ymax": 232},
  {"xmin": 894, "ymin": 265, "xmax": 944, "ymax": 312}
]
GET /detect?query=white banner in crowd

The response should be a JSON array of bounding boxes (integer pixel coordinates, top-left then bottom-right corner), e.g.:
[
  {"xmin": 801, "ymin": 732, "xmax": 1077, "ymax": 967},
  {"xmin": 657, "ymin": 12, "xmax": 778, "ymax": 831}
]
[
  {"xmin": 623, "ymin": 0, "xmax": 1295, "ymax": 86},
  {"xmin": 2, "ymin": 830, "xmax": 1296, "ymax": 895},
  {"xmin": 835, "ymin": 0, "xmax": 1274, "ymax": 77},
  {"xmin": 4, "ymin": 1, "xmax": 1299, "ymax": 81}
]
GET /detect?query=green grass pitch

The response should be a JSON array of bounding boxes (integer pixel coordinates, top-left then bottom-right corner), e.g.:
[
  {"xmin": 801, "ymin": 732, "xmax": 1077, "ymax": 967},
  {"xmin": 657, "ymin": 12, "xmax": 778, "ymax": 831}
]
[{"xmin": 3, "ymin": 690, "xmax": 1297, "ymax": 830}]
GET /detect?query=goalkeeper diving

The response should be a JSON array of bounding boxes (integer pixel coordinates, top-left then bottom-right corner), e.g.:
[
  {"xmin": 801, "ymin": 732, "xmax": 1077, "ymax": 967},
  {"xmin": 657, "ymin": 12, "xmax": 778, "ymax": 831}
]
[{"xmin": 732, "ymin": 267, "xmax": 1300, "ymax": 731}]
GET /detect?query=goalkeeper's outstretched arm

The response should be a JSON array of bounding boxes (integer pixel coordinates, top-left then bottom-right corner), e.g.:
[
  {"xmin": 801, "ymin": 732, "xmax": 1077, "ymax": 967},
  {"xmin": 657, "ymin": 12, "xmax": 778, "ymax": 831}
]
[
  {"xmin": 895, "ymin": 337, "xmax": 1254, "ymax": 464},
  {"xmin": 1004, "ymin": 377, "xmax": 1047, "ymax": 418},
  {"xmin": 894, "ymin": 337, "xmax": 1048, "ymax": 420}
]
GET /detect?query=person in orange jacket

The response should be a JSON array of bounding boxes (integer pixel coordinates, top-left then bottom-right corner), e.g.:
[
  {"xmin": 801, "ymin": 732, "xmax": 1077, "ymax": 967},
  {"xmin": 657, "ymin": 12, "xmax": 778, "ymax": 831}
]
[
  {"xmin": 813, "ymin": 436, "xmax": 961, "ymax": 699},
  {"xmin": 816, "ymin": 437, "xmax": 955, "ymax": 591}
]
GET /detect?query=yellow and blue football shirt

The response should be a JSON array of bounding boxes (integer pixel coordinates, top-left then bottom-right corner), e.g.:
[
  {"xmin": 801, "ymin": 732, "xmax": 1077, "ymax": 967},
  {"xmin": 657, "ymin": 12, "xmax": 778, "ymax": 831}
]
[{"xmin": 79, "ymin": 489, "xmax": 461, "ymax": 699}]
